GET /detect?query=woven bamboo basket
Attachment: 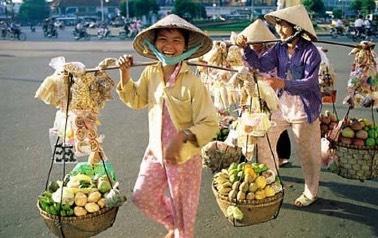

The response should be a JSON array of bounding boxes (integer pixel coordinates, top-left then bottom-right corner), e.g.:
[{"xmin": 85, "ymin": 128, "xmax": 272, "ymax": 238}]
[
  {"xmin": 211, "ymin": 181, "xmax": 283, "ymax": 226},
  {"xmin": 334, "ymin": 142, "xmax": 378, "ymax": 180},
  {"xmin": 37, "ymin": 202, "xmax": 118, "ymax": 238}
]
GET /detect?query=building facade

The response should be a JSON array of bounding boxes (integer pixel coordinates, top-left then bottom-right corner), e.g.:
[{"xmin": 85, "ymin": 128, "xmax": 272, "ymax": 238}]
[{"xmin": 51, "ymin": 0, "xmax": 120, "ymax": 18}]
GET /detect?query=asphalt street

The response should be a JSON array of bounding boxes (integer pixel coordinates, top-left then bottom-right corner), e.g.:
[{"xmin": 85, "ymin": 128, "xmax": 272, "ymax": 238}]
[{"xmin": 0, "ymin": 34, "xmax": 377, "ymax": 238}]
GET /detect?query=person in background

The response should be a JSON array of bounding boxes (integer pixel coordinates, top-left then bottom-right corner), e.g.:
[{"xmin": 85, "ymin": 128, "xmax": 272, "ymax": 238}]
[
  {"xmin": 363, "ymin": 16, "xmax": 372, "ymax": 37},
  {"xmin": 117, "ymin": 14, "xmax": 218, "ymax": 238},
  {"xmin": 9, "ymin": 22, "xmax": 20, "ymax": 39},
  {"xmin": 237, "ymin": 18, "xmax": 277, "ymax": 106},
  {"xmin": 236, "ymin": 5, "xmax": 322, "ymax": 207},
  {"xmin": 354, "ymin": 15, "xmax": 364, "ymax": 37},
  {"xmin": 42, "ymin": 18, "xmax": 49, "ymax": 35},
  {"xmin": 335, "ymin": 18, "xmax": 344, "ymax": 34},
  {"xmin": 239, "ymin": 19, "xmax": 292, "ymax": 167}
]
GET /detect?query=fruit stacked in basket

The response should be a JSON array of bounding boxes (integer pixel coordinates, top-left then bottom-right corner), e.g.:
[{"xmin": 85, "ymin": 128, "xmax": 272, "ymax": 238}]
[
  {"xmin": 212, "ymin": 162, "xmax": 283, "ymax": 224},
  {"xmin": 337, "ymin": 118, "xmax": 377, "ymax": 147},
  {"xmin": 38, "ymin": 162, "xmax": 126, "ymax": 218}
]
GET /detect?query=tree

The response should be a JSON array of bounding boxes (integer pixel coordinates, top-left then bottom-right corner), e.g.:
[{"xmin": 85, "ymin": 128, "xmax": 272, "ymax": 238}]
[
  {"xmin": 351, "ymin": 0, "xmax": 375, "ymax": 15},
  {"xmin": 351, "ymin": 0, "xmax": 363, "ymax": 13},
  {"xmin": 332, "ymin": 9, "xmax": 342, "ymax": 19},
  {"xmin": 361, "ymin": 0, "xmax": 376, "ymax": 14},
  {"xmin": 18, "ymin": 0, "xmax": 49, "ymax": 23},
  {"xmin": 302, "ymin": 0, "xmax": 325, "ymax": 17},
  {"xmin": 173, "ymin": 0, "xmax": 206, "ymax": 21},
  {"xmin": 120, "ymin": 0, "xmax": 159, "ymax": 18}
]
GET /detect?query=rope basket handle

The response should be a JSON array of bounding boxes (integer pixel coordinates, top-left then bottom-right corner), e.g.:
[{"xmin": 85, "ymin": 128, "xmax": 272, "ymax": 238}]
[
  {"xmin": 327, "ymin": 105, "xmax": 352, "ymax": 144},
  {"xmin": 232, "ymin": 71, "xmax": 284, "ymax": 226},
  {"xmin": 42, "ymin": 72, "xmax": 115, "ymax": 238}
]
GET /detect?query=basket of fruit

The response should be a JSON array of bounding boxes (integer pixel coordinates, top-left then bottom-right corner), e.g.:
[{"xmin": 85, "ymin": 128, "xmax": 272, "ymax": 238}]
[
  {"xmin": 37, "ymin": 161, "xmax": 126, "ymax": 238},
  {"xmin": 212, "ymin": 162, "xmax": 283, "ymax": 226},
  {"xmin": 331, "ymin": 118, "xmax": 378, "ymax": 180},
  {"xmin": 37, "ymin": 202, "xmax": 118, "ymax": 238}
]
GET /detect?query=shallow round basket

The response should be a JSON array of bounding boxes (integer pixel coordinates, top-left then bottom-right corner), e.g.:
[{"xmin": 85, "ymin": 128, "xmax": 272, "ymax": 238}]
[
  {"xmin": 212, "ymin": 181, "xmax": 283, "ymax": 226},
  {"xmin": 334, "ymin": 142, "xmax": 378, "ymax": 180},
  {"xmin": 37, "ymin": 202, "xmax": 118, "ymax": 238}
]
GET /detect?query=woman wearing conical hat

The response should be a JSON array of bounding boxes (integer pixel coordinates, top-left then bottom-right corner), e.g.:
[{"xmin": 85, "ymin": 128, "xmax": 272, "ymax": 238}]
[
  {"xmin": 236, "ymin": 5, "xmax": 322, "ymax": 207},
  {"xmin": 233, "ymin": 19, "xmax": 278, "ymax": 108},
  {"xmin": 241, "ymin": 18, "xmax": 293, "ymax": 168},
  {"xmin": 116, "ymin": 14, "xmax": 218, "ymax": 238},
  {"xmin": 239, "ymin": 18, "xmax": 277, "ymax": 56}
]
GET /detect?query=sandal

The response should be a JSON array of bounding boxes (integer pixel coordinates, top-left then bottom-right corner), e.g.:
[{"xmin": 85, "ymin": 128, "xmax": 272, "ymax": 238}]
[{"xmin": 294, "ymin": 193, "xmax": 317, "ymax": 207}]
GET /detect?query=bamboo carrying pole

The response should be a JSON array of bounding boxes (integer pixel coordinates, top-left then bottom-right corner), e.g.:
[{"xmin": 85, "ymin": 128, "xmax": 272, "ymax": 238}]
[
  {"xmin": 84, "ymin": 36, "xmax": 374, "ymax": 73},
  {"xmin": 85, "ymin": 61, "xmax": 238, "ymax": 73}
]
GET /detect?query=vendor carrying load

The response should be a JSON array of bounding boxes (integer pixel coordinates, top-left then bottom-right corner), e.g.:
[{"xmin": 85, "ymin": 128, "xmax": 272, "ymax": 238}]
[
  {"xmin": 116, "ymin": 14, "xmax": 218, "ymax": 238},
  {"xmin": 236, "ymin": 4, "xmax": 322, "ymax": 208}
]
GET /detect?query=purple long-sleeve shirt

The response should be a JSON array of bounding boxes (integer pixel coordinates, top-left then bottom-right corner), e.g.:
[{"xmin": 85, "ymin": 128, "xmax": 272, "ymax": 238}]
[{"xmin": 243, "ymin": 37, "xmax": 322, "ymax": 123}]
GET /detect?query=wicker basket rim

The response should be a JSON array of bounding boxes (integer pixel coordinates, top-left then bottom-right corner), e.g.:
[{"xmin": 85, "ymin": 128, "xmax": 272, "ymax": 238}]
[
  {"xmin": 37, "ymin": 201, "xmax": 117, "ymax": 222},
  {"xmin": 333, "ymin": 141, "xmax": 378, "ymax": 151},
  {"xmin": 212, "ymin": 182, "xmax": 283, "ymax": 206}
]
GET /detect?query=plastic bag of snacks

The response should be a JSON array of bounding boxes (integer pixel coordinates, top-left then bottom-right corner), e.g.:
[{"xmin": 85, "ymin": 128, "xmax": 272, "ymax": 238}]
[
  {"xmin": 344, "ymin": 41, "xmax": 377, "ymax": 108},
  {"xmin": 35, "ymin": 57, "xmax": 115, "ymax": 159}
]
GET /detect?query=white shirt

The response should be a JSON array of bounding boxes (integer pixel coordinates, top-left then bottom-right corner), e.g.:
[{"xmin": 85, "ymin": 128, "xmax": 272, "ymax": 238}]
[
  {"xmin": 335, "ymin": 20, "xmax": 343, "ymax": 27},
  {"xmin": 354, "ymin": 18, "xmax": 364, "ymax": 27},
  {"xmin": 364, "ymin": 20, "xmax": 371, "ymax": 28}
]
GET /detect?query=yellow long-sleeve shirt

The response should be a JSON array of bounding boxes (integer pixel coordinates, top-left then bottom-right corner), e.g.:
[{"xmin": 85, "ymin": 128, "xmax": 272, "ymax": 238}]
[{"xmin": 117, "ymin": 62, "xmax": 219, "ymax": 164}]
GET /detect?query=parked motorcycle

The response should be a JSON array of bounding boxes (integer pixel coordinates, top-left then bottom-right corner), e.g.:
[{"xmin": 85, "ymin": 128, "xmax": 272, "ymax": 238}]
[
  {"xmin": 6, "ymin": 24, "xmax": 26, "ymax": 41},
  {"xmin": 73, "ymin": 28, "xmax": 90, "ymax": 40},
  {"xmin": 97, "ymin": 26, "xmax": 111, "ymax": 39},
  {"xmin": 44, "ymin": 26, "xmax": 58, "ymax": 38}
]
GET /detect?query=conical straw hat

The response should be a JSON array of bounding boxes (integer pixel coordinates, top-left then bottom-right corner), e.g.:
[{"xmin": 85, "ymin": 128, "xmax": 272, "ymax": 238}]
[
  {"xmin": 133, "ymin": 14, "xmax": 212, "ymax": 60},
  {"xmin": 239, "ymin": 19, "xmax": 277, "ymax": 43},
  {"xmin": 264, "ymin": 4, "xmax": 317, "ymax": 41}
]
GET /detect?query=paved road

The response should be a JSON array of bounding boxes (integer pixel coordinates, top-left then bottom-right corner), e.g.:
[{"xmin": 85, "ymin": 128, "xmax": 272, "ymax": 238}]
[
  {"xmin": 5, "ymin": 26, "xmax": 378, "ymax": 42},
  {"xmin": 0, "ymin": 39, "xmax": 377, "ymax": 238}
]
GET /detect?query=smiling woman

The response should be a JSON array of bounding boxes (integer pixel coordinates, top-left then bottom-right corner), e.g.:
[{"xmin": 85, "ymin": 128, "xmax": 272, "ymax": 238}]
[{"xmin": 116, "ymin": 14, "xmax": 218, "ymax": 238}]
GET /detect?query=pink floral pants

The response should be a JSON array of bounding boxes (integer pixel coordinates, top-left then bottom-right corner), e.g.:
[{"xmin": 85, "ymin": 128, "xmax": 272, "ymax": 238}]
[{"xmin": 132, "ymin": 150, "xmax": 202, "ymax": 238}]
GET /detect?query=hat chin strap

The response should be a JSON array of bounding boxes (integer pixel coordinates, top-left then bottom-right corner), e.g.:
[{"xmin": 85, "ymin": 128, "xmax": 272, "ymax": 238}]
[
  {"xmin": 143, "ymin": 39, "xmax": 202, "ymax": 66},
  {"xmin": 283, "ymin": 27, "xmax": 304, "ymax": 44}
]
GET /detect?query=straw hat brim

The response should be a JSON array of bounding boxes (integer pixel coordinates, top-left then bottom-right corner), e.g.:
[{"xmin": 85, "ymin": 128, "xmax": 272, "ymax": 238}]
[
  {"xmin": 264, "ymin": 5, "xmax": 317, "ymax": 41},
  {"xmin": 133, "ymin": 14, "xmax": 212, "ymax": 60}
]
